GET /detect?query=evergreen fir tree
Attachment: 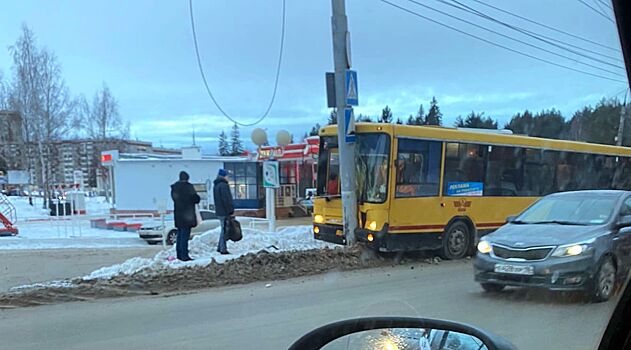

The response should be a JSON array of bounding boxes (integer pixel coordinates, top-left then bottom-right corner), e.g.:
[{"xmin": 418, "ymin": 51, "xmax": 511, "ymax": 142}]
[
  {"xmin": 218, "ymin": 130, "xmax": 229, "ymax": 156},
  {"xmin": 379, "ymin": 105, "xmax": 393, "ymax": 123},
  {"xmin": 229, "ymin": 123, "xmax": 244, "ymax": 155},
  {"xmin": 425, "ymin": 97, "xmax": 442, "ymax": 125},
  {"xmin": 328, "ymin": 109, "xmax": 337, "ymax": 125}
]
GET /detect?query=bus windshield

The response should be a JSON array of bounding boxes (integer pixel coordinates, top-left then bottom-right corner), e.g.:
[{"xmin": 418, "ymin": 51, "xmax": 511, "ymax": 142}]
[
  {"xmin": 357, "ymin": 133, "xmax": 390, "ymax": 204},
  {"xmin": 316, "ymin": 136, "xmax": 339, "ymax": 196},
  {"xmin": 316, "ymin": 133, "xmax": 390, "ymax": 204}
]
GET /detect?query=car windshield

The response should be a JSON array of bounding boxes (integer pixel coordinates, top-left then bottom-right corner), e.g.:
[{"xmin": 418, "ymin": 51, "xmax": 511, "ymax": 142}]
[
  {"xmin": 517, "ymin": 195, "xmax": 617, "ymax": 225},
  {"xmin": 2, "ymin": 1, "xmax": 631, "ymax": 350}
]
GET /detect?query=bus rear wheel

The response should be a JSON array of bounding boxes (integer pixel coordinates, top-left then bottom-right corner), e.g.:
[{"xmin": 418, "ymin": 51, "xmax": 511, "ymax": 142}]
[{"xmin": 440, "ymin": 221, "xmax": 470, "ymax": 260}]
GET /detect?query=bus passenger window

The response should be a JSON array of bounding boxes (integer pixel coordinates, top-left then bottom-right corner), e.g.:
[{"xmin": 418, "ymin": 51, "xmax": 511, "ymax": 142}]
[
  {"xmin": 395, "ymin": 139, "xmax": 442, "ymax": 197},
  {"xmin": 443, "ymin": 143, "xmax": 486, "ymax": 195},
  {"xmin": 484, "ymin": 146, "xmax": 523, "ymax": 196}
]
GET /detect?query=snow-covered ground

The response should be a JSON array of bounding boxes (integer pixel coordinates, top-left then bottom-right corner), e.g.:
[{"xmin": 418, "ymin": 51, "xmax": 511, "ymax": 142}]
[
  {"xmin": 1, "ymin": 196, "xmax": 148, "ymax": 250},
  {"xmin": 11, "ymin": 195, "xmax": 112, "ymax": 222},
  {"xmin": 83, "ymin": 225, "xmax": 333, "ymax": 280},
  {"xmin": 0, "ymin": 221, "xmax": 149, "ymax": 250}
]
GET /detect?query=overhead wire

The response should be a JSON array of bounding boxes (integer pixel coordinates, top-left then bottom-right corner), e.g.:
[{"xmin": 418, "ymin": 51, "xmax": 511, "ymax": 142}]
[
  {"xmin": 439, "ymin": 0, "xmax": 624, "ymax": 68},
  {"xmin": 592, "ymin": 0, "xmax": 609, "ymax": 16},
  {"xmin": 403, "ymin": 0, "xmax": 625, "ymax": 77},
  {"xmin": 598, "ymin": 0, "xmax": 613, "ymax": 11},
  {"xmin": 188, "ymin": 0, "xmax": 286, "ymax": 127},
  {"xmin": 577, "ymin": 0, "xmax": 614, "ymax": 23},
  {"xmin": 378, "ymin": 0, "xmax": 627, "ymax": 84},
  {"xmin": 469, "ymin": 0, "xmax": 619, "ymax": 52}
]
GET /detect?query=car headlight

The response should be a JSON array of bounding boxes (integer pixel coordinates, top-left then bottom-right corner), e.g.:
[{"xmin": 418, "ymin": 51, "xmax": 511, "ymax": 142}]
[
  {"xmin": 314, "ymin": 214, "xmax": 324, "ymax": 224},
  {"xmin": 477, "ymin": 240, "xmax": 492, "ymax": 254},
  {"xmin": 366, "ymin": 220, "xmax": 378, "ymax": 231},
  {"xmin": 552, "ymin": 242, "xmax": 593, "ymax": 257}
]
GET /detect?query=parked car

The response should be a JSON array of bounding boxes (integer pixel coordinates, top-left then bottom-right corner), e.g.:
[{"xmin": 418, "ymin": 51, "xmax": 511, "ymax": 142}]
[
  {"xmin": 138, "ymin": 209, "xmax": 221, "ymax": 245},
  {"xmin": 298, "ymin": 197, "xmax": 314, "ymax": 214},
  {"xmin": 474, "ymin": 190, "xmax": 631, "ymax": 302}
]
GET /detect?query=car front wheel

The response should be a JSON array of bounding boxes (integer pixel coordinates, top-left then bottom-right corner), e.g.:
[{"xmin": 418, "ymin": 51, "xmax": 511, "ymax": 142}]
[
  {"xmin": 166, "ymin": 230, "xmax": 178, "ymax": 245},
  {"xmin": 592, "ymin": 257, "xmax": 616, "ymax": 303}
]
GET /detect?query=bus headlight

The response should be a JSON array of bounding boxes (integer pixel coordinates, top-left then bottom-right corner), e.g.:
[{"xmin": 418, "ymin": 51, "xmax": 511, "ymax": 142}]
[
  {"xmin": 477, "ymin": 240, "xmax": 492, "ymax": 254},
  {"xmin": 314, "ymin": 214, "xmax": 324, "ymax": 224},
  {"xmin": 367, "ymin": 221, "xmax": 378, "ymax": 231},
  {"xmin": 313, "ymin": 226, "xmax": 320, "ymax": 234}
]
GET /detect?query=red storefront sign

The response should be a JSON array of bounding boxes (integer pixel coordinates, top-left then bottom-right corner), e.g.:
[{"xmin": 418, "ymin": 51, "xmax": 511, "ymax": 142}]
[{"xmin": 257, "ymin": 136, "xmax": 319, "ymax": 161}]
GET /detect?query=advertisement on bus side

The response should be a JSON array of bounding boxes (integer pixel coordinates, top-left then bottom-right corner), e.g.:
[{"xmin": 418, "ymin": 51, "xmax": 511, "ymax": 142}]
[{"xmin": 446, "ymin": 182, "xmax": 483, "ymax": 196}]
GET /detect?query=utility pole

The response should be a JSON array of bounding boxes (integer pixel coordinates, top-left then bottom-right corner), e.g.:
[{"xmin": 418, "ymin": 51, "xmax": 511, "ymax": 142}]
[
  {"xmin": 331, "ymin": 0, "xmax": 358, "ymax": 245},
  {"xmin": 616, "ymin": 97, "xmax": 628, "ymax": 146}
]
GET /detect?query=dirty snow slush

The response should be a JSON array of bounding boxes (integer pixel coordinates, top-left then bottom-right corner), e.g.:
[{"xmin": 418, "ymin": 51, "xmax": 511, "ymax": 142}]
[{"xmin": 0, "ymin": 246, "xmax": 387, "ymax": 308}]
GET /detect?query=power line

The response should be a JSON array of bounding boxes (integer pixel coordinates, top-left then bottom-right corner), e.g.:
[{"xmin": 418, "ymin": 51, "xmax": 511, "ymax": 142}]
[
  {"xmin": 404, "ymin": 0, "xmax": 625, "ymax": 77},
  {"xmin": 598, "ymin": 0, "xmax": 613, "ymax": 11},
  {"xmin": 577, "ymin": 0, "xmax": 614, "ymax": 23},
  {"xmin": 188, "ymin": 0, "xmax": 286, "ymax": 127},
  {"xmin": 441, "ymin": 0, "xmax": 623, "ymax": 67},
  {"xmin": 378, "ymin": 0, "xmax": 627, "ymax": 84},
  {"xmin": 592, "ymin": 0, "xmax": 609, "ymax": 15},
  {"xmin": 470, "ymin": 0, "xmax": 619, "ymax": 52}
]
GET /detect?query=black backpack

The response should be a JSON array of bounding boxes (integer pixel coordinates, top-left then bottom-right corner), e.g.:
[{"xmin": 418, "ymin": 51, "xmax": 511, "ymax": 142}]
[{"xmin": 226, "ymin": 217, "xmax": 242, "ymax": 242}]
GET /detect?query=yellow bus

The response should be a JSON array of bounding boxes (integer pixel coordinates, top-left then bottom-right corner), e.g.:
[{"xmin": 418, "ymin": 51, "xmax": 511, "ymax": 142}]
[{"xmin": 312, "ymin": 123, "xmax": 631, "ymax": 259}]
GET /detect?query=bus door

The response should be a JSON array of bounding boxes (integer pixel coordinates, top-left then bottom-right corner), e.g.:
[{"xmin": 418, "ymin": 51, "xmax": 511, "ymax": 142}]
[{"xmin": 389, "ymin": 138, "xmax": 445, "ymax": 235}]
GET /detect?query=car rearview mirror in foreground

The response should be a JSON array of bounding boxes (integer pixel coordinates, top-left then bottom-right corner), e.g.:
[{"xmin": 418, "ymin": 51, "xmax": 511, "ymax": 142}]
[
  {"xmin": 506, "ymin": 215, "xmax": 517, "ymax": 223},
  {"xmin": 617, "ymin": 215, "xmax": 631, "ymax": 229},
  {"xmin": 288, "ymin": 317, "xmax": 517, "ymax": 350}
]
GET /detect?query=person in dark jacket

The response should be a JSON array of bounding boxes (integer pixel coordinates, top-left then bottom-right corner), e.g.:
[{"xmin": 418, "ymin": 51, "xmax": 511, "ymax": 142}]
[
  {"xmin": 213, "ymin": 168, "xmax": 234, "ymax": 255},
  {"xmin": 171, "ymin": 171, "xmax": 200, "ymax": 261}
]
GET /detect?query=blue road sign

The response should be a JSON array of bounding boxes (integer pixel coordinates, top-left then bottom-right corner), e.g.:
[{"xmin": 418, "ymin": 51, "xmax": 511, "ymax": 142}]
[
  {"xmin": 345, "ymin": 70, "xmax": 358, "ymax": 106},
  {"xmin": 344, "ymin": 108, "xmax": 356, "ymax": 143}
]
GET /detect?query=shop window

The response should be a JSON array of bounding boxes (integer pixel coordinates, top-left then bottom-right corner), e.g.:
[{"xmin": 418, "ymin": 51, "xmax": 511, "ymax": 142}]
[{"xmin": 225, "ymin": 162, "xmax": 260, "ymax": 200}]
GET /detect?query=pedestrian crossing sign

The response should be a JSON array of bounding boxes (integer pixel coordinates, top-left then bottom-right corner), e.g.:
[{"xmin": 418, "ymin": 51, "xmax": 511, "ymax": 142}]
[{"xmin": 345, "ymin": 70, "xmax": 358, "ymax": 106}]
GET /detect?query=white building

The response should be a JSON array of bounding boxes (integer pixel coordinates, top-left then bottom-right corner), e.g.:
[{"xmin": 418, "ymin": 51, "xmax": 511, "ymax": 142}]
[{"xmin": 105, "ymin": 147, "xmax": 258, "ymax": 213}]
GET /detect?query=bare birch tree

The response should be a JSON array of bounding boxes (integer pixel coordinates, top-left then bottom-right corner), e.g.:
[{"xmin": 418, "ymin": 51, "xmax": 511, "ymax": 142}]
[
  {"xmin": 9, "ymin": 25, "xmax": 74, "ymax": 207},
  {"xmin": 89, "ymin": 83, "xmax": 125, "ymax": 139}
]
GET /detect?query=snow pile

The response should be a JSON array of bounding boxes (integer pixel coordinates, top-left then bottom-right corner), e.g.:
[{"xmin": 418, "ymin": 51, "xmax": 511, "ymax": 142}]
[
  {"xmin": 9, "ymin": 280, "xmax": 75, "ymax": 292},
  {"xmin": 84, "ymin": 225, "xmax": 333, "ymax": 280}
]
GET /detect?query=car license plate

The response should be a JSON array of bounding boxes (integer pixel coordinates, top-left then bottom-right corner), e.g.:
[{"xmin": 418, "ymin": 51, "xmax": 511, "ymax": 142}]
[
  {"xmin": 494, "ymin": 264, "xmax": 534, "ymax": 275},
  {"xmin": 335, "ymin": 229, "xmax": 344, "ymax": 236}
]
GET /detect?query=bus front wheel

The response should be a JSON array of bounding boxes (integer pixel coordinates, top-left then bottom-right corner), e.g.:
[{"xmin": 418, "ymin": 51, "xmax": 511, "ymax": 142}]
[{"xmin": 440, "ymin": 221, "xmax": 470, "ymax": 260}]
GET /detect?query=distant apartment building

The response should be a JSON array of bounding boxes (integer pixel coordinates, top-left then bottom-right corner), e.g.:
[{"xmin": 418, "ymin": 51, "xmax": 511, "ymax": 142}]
[{"xmin": 0, "ymin": 111, "xmax": 180, "ymax": 189}]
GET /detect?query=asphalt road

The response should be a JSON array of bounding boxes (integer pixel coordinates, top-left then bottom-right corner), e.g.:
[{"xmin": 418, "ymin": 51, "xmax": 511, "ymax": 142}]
[{"xmin": 0, "ymin": 259, "xmax": 619, "ymax": 350}]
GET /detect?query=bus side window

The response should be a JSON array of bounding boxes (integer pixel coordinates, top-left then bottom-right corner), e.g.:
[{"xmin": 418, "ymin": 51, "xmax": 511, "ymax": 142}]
[
  {"xmin": 395, "ymin": 139, "xmax": 441, "ymax": 197},
  {"xmin": 613, "ymin": 157, "xmax": 631, "ymax": 190},
  {"xmin": 484, "ymin": 146, "xmax": 522, "ymax": 196},
  {"xmin": 443, "ymin": 142, "xmax": 486, "ymax": 195}
]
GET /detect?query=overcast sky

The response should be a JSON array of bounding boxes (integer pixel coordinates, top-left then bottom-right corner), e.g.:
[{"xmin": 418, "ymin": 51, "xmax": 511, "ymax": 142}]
[{"xmin": 0, "ymin": 0, "xmax": 627, "ymax": 153}]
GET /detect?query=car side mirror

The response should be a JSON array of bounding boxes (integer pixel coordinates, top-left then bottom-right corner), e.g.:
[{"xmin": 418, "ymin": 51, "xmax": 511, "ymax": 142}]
[
  {"xmin": 506, "ymin": 215, "xmax": 517, "ymax": 223},
  {"xmin": 288, "ymin": 317, "xmax": 517, "ymax": 350},
  {"xmin": 617, "ymin": 215, "xmax": 631, "ymax": 229}
]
